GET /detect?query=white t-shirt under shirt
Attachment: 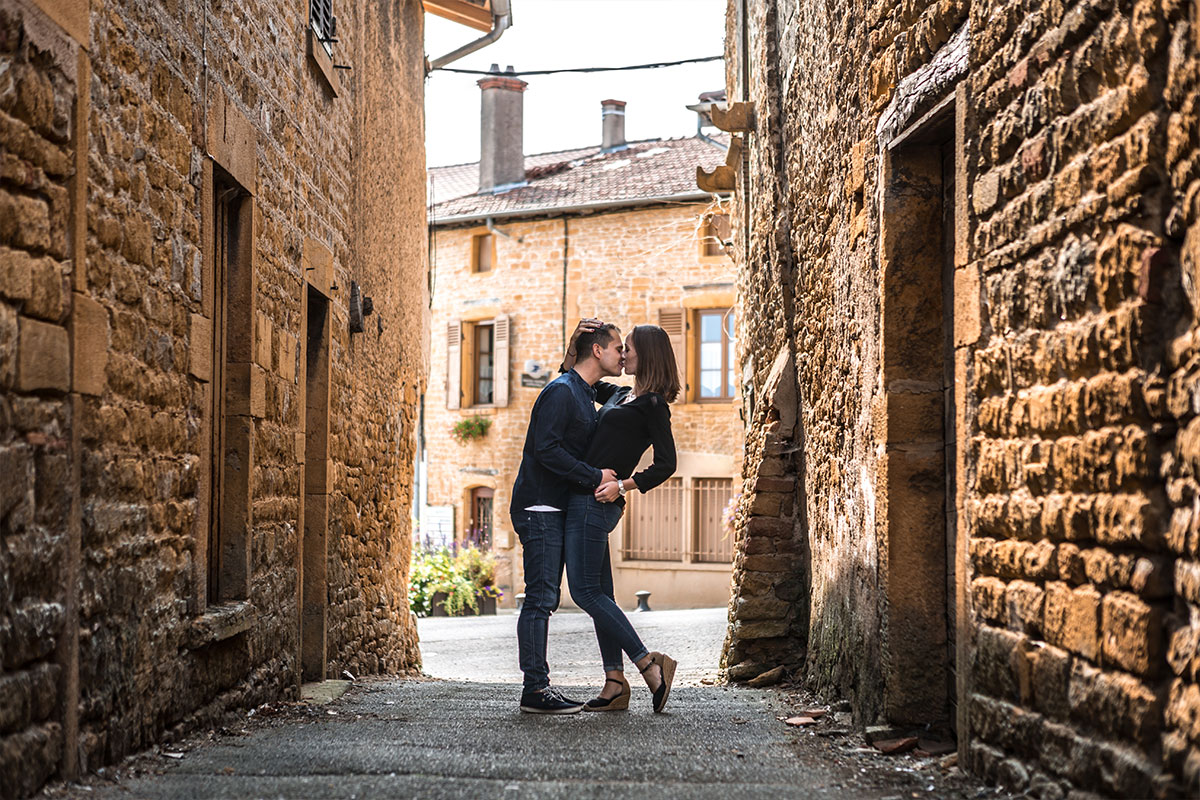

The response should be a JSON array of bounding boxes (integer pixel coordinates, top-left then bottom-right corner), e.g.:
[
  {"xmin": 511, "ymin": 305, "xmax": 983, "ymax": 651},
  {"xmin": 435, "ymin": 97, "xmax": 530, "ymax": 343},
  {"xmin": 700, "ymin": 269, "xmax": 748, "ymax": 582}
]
[{"xmin": 525, "ymin": 505, "xmax": 561, "ymax": 512}]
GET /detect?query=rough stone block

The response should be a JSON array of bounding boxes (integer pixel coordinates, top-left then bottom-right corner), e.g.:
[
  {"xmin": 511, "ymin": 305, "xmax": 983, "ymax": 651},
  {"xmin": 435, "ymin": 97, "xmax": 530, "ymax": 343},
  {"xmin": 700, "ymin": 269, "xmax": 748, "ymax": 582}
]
[
  {"xmin": 189, "ymin": 313, "xmax": 212, "ymax": 382},
  {"xmin": 0, "ymin": 722, "xmax": 62, "ymax": 799},
  {"xmin": 0, "ymin": 247, "xmax": 33, "ymax": 301},
  {"xmin": 225, "ymin": 362, "xmax": 266, "ymax": 418},
  {"xmin": 974, "ymin": 626, "xmax": 1028, "ymax": 702},
  {"xmin": 255, "ymin": 311, "xmax": 272, "ymax": 370},
  {"xmin": 954, "ymin": 265, "xmax": 981, "ymax": 347},
  {"xmin": 735, "ymin": 594, "xmax": 791, "ymax": 621},
  {"xmin": 25, "ymin": 256, "xmax": 63, "ymax": 321},
  {"xmin": 749, "ymin": 490, "xmax": 784, "ymax": 516},
  {"xmin": 0, "ymin": 302, "xmax": 17, "ymax": 389},
  {"xmin": 1100, "ymin": 592, "xmax": 1163, "ymax": 677},
  {"xmin": 1068, "ymin": 659, "xmax": 1161, "ymax": 747},
  {"xmin": 1006, "ymin": 580, "xmax": 1045, "ymax": 636},
  {"xmin": 1044, "ymin": 582, "xmax": 1100, "ymax": 661},
  {"xmin": 1031, "ymin": 644, "xmax": 1072, "ymax": 721},
  {"xmin": 745, "ymin": 515, "xmax": 793, "ymax": 538},
  {"xmin": 734, "ymin": 619, "xmax": 791, "ymax": 639},
  {"xmin": 72, "ymin": 293, "xmax": 108, "ymax": 396},
  {"xmin": 973, "ymin": 576, "xmax": 1008, "ymax": 624},
  {"xmin": 16, "ymin": 316, "xmax": 68, "ymax": 393},
  {"xmin": 2, "ymin": 601, "xmax": 64, "ymax": 669}
]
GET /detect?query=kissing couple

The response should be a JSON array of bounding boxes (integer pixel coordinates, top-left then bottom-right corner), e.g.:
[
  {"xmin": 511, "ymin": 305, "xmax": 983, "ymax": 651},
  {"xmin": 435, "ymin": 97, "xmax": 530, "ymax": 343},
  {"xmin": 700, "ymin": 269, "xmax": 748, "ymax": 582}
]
[{"xmin": 510, "ymin": 318, "xmax": 680, "ymax": 714}]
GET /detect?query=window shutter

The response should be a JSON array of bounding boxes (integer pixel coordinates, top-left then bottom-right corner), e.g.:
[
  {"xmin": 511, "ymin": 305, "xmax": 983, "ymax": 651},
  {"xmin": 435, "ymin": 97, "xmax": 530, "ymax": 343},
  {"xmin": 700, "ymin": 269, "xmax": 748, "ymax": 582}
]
[
  {"xmin": 658, "ymin": 307, "xmax": 687, "ymax": 399},
  {"xmin": 446, "ymin": 321, "xmax": 462, "ymax": 410},
  {"xmin": 493, "ymin": 314, "xmax": 510, "ymax": 407}
]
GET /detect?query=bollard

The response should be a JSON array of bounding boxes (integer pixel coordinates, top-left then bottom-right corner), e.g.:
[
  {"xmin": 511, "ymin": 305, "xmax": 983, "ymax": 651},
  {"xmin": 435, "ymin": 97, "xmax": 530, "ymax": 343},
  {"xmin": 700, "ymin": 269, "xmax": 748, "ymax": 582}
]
[
  {"xmin": 515, "ymin": 592, "xmax": 526, "ymax": 611},
  {"xmin": 634, "ymin": 590, "xmax": 652, "ymax": 612}
]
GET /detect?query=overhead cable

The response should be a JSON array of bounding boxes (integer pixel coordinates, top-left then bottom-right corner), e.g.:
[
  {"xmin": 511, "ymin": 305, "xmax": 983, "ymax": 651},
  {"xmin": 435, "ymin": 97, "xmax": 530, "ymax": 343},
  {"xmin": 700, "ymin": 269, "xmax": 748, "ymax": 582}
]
[{"xmin": 433, "ymin": 55, "xmax": 723, "ymax": 76}]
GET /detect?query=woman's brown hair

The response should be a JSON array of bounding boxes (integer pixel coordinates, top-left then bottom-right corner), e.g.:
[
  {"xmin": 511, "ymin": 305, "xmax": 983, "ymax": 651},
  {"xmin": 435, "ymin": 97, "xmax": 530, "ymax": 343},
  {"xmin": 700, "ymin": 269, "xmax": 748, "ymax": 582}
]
[{"xmin": 630, "ymin": 325, "xmax": 681, "ymax": 403}]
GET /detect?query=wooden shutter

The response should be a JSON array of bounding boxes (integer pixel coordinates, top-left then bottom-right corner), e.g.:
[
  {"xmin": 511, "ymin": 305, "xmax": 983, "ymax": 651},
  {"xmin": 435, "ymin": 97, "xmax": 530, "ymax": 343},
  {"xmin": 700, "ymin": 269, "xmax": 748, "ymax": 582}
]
[
  {"xmin": 658, "ymin": 307, "xmax": 687, "ymax": 399},
  {"xmin": 493, "ymin": 314, "xmax": 510, "ymax": 407},
  {"xmin": 446, "ymin": 320, "xmax": 462, "ymax": 409}
]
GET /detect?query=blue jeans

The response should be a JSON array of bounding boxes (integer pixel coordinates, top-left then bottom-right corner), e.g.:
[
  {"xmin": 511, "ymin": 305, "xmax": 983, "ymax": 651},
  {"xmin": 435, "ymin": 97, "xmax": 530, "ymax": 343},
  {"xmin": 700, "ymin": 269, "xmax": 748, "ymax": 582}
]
[
  {"xmin": 564, "ymin": 494, "xmax": 649, "ymax": 672},
  {"xmin": 514, "ymin": 510, "xmax": 565, "ymax": 692}
]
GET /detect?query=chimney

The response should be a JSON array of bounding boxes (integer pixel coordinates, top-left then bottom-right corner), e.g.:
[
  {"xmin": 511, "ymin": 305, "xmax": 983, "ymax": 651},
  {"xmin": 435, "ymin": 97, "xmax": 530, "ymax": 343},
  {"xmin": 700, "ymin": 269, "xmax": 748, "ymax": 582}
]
[
  {"xmin": 601, "ymin": 99, "xmax": 626, "ymax": 151},
  {"xmin": 478, "ymin": 65, "xmax": 527, "ymax": 193}
]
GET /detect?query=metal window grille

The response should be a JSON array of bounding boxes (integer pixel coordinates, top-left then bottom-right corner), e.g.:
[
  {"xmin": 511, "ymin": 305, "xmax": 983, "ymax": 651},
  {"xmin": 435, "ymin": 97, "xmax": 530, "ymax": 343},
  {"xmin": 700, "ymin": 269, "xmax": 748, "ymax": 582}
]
[
  {"xmin": 622, "ymin": 478, "xmax": 685, "ymax": 561},
  {"xmin": 310, "ymin": 0, "xmax": 334, "ymax": 51},
  {"xmin": 692, "ymin": 478, "xmax": 734, "ymax": 563}
]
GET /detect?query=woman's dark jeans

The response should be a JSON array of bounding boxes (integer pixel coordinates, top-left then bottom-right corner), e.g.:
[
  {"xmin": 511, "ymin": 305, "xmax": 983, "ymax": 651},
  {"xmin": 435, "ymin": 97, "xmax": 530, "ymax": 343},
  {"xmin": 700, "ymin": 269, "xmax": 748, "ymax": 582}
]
[{"xmin": 564, "ymin": 494, "xmax": 650, "ymax": 672}]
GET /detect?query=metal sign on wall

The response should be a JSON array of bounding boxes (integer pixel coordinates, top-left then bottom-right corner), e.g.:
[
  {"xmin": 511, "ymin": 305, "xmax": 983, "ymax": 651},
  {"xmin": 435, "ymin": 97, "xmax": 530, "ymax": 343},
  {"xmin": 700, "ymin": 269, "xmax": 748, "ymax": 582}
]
[{"xmin": 520, "ymin": 360, "xmax": 551, "ymax": 389}]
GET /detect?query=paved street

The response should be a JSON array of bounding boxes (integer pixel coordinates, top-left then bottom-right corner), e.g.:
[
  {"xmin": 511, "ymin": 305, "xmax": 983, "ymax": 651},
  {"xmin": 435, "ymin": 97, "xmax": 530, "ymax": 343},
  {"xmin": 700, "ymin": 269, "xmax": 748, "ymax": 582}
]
[
  {"xmin": 418, "ymin": 606, "xmax": 728, "ymax": 687},
  {"xmin": 57, "ymin": 609, "xmax": 1009, "ymax": 799}
]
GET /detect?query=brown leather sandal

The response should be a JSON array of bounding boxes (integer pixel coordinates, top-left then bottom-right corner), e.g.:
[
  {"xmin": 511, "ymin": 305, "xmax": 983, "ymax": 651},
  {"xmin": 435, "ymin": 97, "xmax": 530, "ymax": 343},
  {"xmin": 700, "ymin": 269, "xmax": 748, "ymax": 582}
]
[
  {"xmin": 640, "ymin": 652, "xmax": 677, "ymax": 713},
  {"xmin": 584, "ymin": 676, "xmax": 630, "ymax": 711}
]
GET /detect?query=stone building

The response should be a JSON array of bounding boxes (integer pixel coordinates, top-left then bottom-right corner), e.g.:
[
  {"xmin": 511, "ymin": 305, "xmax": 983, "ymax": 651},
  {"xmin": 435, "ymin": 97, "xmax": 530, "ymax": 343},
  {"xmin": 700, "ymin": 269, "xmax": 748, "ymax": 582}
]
[
  {"xmin": 0, "ymin": 0, "xmax": 491, "ymax": 795},
  {"xmin": 423, "ymin": 77, "xmax": 743, "ymax": 609},
  {"xmin": 720, "ymin": 0, "xmax": 1200, "ymax": 796}
]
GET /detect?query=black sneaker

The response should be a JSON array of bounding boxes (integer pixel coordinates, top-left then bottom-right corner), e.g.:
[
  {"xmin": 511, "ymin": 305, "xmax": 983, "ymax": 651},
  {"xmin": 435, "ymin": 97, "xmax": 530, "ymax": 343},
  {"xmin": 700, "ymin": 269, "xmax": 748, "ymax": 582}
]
[
  {"xmin": 548, "ymin": 687, "xmax": 586, "ymax": 706},
  {"xmin": 520, "ymin": 687, "xmax": 584, "ymax": 714}
]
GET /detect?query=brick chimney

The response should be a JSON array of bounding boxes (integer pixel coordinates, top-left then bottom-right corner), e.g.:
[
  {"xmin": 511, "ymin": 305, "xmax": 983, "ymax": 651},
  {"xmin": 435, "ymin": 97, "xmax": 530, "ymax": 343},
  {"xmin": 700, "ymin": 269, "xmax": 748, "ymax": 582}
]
[
  {"xmin": 478, "ymin": 65, "xmax": 527, "ymax": 193},
  {"xmin": 601, "ymin": 99, "xmax": 626, "ymax": 151}
]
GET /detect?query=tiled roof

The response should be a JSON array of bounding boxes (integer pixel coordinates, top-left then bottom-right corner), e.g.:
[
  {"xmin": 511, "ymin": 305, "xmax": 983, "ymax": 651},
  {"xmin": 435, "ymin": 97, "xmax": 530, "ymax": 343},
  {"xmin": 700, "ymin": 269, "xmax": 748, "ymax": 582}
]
[{"xmin": 427, "ymin": 134, "xmax": 729, "ymax": 224}]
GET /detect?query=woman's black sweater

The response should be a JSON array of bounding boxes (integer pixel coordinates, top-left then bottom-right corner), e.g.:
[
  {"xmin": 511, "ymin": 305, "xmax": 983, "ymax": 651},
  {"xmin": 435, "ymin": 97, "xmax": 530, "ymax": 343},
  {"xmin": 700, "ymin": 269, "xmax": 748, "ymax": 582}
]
[{"xmin": 582, "ymin": 383, "xmax": 677, "ymax": 496}]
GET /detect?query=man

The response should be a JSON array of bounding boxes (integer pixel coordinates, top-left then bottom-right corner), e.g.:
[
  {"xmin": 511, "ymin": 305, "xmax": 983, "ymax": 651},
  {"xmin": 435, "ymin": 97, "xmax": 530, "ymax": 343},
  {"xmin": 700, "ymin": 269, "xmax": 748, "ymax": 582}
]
[{"xmin": 510, "ymin": 320, "xmax": 623, "ymax": 713}]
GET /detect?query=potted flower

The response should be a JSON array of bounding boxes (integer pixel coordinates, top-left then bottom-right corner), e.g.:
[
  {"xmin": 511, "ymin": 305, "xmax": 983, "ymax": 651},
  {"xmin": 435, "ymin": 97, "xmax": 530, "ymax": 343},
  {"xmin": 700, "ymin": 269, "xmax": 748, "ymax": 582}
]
[
  {"xmin": 451, "ymin": 415, "xmax": 492, "ymax": 444},
  {"xmin": 408, "ymin": 543, "xmax": 503, "ymax": 617}
]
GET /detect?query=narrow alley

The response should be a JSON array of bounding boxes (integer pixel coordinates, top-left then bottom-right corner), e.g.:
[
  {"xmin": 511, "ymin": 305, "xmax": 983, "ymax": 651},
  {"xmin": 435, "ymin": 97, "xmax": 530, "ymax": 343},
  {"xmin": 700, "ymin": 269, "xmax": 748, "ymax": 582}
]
[{"xmin": 45, "ymin": 610, "xmax": 1012, "ymax": 799}]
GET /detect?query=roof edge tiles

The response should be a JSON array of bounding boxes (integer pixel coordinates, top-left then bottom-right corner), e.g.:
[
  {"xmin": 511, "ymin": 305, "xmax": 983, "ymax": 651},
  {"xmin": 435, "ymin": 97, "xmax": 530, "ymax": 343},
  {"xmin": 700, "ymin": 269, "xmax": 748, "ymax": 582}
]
[{"xmin": 429, "ymin": 190, "xmax": 716, "ymax": 226}]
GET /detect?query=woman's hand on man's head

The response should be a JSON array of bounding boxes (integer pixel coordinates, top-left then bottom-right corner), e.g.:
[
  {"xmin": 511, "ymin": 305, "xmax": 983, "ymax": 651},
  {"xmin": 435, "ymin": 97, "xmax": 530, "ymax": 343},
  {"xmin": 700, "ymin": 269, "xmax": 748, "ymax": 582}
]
[{"xmin": 570, "ymin": 318, "xmax": 603, "ymax": 345}]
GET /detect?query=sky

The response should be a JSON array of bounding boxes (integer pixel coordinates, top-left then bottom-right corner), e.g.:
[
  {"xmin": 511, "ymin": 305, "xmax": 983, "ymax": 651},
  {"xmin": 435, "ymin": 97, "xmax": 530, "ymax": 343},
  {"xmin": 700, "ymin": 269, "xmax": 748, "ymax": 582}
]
[{"xmin": 423, "ymin": 0, "xmax": 727, "ymax": 167}]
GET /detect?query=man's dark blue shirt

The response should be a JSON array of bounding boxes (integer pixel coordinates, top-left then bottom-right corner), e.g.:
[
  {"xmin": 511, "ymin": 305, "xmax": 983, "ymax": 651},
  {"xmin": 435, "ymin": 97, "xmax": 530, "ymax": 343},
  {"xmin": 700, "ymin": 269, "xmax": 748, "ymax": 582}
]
[{"xmin": 510, "ymin": 369, "xmax": 613, "ymax": 515}]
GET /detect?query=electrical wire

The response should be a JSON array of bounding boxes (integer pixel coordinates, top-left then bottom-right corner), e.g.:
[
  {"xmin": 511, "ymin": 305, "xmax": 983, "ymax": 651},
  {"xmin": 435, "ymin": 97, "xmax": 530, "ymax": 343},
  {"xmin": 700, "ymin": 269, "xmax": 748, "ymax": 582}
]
[{"xmin": 433, "ymin": 55, "xmax": 722, "ymax": 76}]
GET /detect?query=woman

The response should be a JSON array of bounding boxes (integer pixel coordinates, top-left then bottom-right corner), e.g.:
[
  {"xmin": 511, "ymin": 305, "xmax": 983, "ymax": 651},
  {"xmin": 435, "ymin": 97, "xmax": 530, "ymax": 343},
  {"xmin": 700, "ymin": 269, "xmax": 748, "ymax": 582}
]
[{"xmin": 559, "ymin": 320, "xmax": 680, "ymax": 712}]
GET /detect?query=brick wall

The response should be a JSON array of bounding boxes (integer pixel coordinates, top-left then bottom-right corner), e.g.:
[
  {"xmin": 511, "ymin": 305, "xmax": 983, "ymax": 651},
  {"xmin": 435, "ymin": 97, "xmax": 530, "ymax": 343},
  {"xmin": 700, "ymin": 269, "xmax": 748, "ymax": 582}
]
[
  {"xmin": 0, "ymin": 0, "xmax": 427, "ymax": 795},
  {"xmin": 425, "ymin": 203, "xmax": 743, "ymax": 607},
  {"xmin": 727, "ymin": 0, "xmax": 1200, "ymax": 795}
]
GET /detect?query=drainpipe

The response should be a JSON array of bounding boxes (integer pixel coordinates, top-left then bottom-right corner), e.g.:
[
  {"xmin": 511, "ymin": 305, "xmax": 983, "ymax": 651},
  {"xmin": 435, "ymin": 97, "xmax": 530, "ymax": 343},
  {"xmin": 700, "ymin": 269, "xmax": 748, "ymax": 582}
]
[{"xmin": 427, "ymin": 0, "xmax": 513, "ymax": 73}]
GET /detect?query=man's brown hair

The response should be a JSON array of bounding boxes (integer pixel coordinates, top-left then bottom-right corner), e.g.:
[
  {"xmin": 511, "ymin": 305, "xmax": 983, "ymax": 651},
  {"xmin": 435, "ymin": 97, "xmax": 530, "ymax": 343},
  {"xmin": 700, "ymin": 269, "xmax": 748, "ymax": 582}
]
[
  {"xmin": 630, "ymin": 325, "xmax": 680, "ymax": 403},
  {"xmin": 575, "ymin": 323, "xmax": 620, "ymax": 361}
]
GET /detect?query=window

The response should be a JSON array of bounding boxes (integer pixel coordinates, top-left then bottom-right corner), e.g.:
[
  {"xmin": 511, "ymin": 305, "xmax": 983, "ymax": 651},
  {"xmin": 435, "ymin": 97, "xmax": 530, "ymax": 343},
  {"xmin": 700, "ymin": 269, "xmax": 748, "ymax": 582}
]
[
  {"xmin": 472, "ymin": 322, "xmax": 494, "ymax": 405},
  {"xmin": 701, "ymin": 213, "xmax": 731, "ymax": 257},
  {"xmin": 472, "ymin": 233, "xmax": 494, "ymax": 273},
  {"xmin": 696, "ymin": 308, "xmax": 735, "ymax": 401},
  {"xmin": 623, "ymin": 477, "xmax": 736, "ymax": 563},
  {"xmin": 310, "ymin": 0, "xmax": 335, "ymax": 55},
  {"xmin": 467, "ymin": 487, "xmax": 494, "ymax": 549},
  {"xmin": 447, "ymin": 315, "xmax": 509, "ymax": 409}
]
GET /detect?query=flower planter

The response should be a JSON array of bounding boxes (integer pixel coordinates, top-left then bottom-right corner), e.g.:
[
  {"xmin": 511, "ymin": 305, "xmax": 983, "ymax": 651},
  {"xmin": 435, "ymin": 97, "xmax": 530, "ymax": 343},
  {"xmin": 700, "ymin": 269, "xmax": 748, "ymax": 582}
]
[{"xmin": 430, "ymin": 591, "xmax": 498, "ymax": 617}]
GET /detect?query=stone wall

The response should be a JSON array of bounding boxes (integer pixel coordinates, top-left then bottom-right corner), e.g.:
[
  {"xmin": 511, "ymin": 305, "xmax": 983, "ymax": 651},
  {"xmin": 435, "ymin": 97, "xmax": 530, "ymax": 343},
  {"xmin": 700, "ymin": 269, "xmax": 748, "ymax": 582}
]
[
  {"xmin": 0, "ymin": 0, "xmax": 427, "ymax": 796},
  {"xmin": 425, "ymin": 203, "xmax": 743, "ymax": 608},
  {"xmin": 725, "ymin": 0, "xmax": 1200, "ymax": 795}
]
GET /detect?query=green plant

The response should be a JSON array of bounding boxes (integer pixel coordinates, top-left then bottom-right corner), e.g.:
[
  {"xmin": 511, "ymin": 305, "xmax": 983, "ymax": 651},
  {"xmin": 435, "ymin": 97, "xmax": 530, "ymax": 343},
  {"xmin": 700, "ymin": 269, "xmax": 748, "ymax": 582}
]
[
  {"xmin": 408, "ymin": 543, "xmax": 503, "ymax": 617},
  {"xmin": 451, "ymin": 414, "xmax": 492, "ymax": 443}
]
